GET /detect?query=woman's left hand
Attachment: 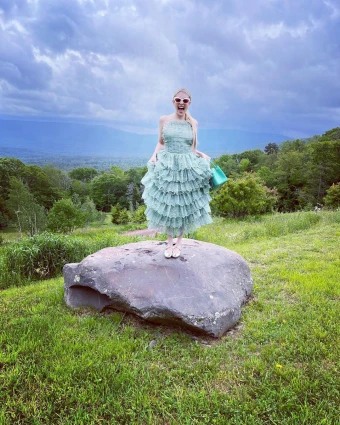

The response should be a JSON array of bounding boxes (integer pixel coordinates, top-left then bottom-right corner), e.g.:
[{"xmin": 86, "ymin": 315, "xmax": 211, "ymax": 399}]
[{"xmin": 200, "ymin": 152, "xmax": 211, "ymax": 161}]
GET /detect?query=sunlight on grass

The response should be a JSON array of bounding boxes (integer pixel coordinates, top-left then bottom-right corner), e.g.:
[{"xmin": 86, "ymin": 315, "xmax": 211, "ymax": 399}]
[{"xmin": 195, "ymin": 210, "xmax": 340, "ymax": 248}]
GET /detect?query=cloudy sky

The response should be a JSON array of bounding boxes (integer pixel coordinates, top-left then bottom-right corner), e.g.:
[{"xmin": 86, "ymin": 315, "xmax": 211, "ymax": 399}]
[{"xmin": 0, "ymin": 0, "xmax": 339, "ymax": 137}]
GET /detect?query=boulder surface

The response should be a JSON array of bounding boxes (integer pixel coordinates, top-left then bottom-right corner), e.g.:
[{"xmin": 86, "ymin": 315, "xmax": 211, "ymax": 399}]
[{"xmin": 63, "ymin": 239, "xmax": 253, "ymax": 337}]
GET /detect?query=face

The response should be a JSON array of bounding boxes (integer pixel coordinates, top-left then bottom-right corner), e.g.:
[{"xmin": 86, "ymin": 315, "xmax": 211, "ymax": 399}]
[{"xmin": 173, "ymin": 90, "xmax": 191, "ymax": 117}]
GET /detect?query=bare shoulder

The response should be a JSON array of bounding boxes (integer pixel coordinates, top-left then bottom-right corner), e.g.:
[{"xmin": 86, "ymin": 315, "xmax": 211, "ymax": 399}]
[
  {"xmin": 193, "ymin": 118, "xmax": 198, "ymax": 126},
  {"xmin": 159, "ymin": 115, "xmax": 170, "ymax": 124}
]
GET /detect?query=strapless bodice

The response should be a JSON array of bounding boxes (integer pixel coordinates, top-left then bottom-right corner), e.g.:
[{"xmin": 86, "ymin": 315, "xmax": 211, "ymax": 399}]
[{"xmin": 162, "ymin": 120, "xmax": 193, "ymax": 154}]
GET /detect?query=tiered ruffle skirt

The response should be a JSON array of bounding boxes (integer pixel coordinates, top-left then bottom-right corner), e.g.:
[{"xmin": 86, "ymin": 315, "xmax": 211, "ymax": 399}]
[{"xmin": 141, "ymin": 150, "xmax": 212, "ymax": 236}]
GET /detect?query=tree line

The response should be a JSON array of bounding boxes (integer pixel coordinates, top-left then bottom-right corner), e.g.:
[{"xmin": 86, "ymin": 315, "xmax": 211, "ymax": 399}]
[
  {"xmin": 0, "ymin": 159, "xmax": 147, "ymax": 235},
  {"xmin": 212, "ymin": 127, "xmax": 340, "ymax": 216},
  {"xmin": 0, "ymin": 127, "xmax": 339, "ymax": 236}
]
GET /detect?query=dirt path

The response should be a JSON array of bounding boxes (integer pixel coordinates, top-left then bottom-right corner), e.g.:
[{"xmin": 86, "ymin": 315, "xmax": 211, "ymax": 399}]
[{"xmin": 123, "ymin": 228, "xmax": 160, "ymax": 237}]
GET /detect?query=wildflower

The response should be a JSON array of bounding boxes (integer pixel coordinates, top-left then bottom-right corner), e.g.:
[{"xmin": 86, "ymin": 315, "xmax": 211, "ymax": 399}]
[{"xmin": 276, "ymin": 364, "xmax": 283, "ymax": 368}]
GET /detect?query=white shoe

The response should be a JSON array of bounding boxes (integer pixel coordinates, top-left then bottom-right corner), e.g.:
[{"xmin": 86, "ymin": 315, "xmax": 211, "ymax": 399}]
[
  {"xmin": 164, "ymin": 246, "xmax": 173, "ymax": 259},
  {"xmin": 172, "ymin": 245, "xmax": 181, "ymax": 258}
]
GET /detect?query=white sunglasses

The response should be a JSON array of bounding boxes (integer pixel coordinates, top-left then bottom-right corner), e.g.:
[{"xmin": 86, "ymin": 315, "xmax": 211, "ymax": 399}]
[{"xmin": 173, "ymin": 97, "xmax": 191, "ymax": 104}]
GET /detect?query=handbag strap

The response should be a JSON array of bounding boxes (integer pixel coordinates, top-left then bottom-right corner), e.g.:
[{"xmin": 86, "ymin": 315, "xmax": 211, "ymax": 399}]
[{"xmin": 210, "ymin": 161, "xmax": 218, "ymax": 169}]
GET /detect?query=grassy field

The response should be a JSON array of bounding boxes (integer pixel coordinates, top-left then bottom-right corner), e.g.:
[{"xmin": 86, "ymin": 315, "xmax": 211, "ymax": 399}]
[{"xmin": 0, "ymin": 212, "xmax": 339, "ymax": 424}]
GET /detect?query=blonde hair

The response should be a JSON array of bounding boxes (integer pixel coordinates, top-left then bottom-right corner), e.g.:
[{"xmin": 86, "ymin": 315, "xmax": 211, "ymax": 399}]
[{"xmin": 173, "ymin": 88, "xmax": 198, "ymax": 150}]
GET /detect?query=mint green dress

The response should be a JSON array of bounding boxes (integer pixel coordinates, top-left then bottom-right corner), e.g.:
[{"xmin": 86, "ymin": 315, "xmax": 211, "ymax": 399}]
[{"xmin": 141, "ymin": 120, "xmax": 212, "ymax": 236}]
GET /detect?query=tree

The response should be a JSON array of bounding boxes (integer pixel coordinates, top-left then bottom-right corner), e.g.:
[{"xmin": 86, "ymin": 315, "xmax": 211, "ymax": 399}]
[
  {"xmin": 274, "ymin": 148, "xmax": 311, "ymax": 211},
  {"xmin": 70, "ymin": 193, "xmax": 82, "ymax": 209},
  {"xmin": 309, "ymin": 139, "xmax": 340, "ymax": 203},
  {"xmin": 214, "ymin": 154, "xmax": 239, "ymax": 177},
  {"xmin": 0, "ymin": 157, "xmax": 25, "ymax": 229},
  {"xmin": 109, "ymin": 166, "xmax": 125, "ymax": 177},
  {"xmin": 257, "ymin": 166, "xmax": 277, "ymax": 188},
  {"xmin": 321, "ymin": 127, "xmax": 340, "ymax": 141},
  {"xmin": 324, "ymin": 183, "xmax": 340, "ymax": 209},
  {"xmin": 117, "ymin": 208, "xmax": 130, "ymax": 224},
  {"xmin": 44, "ymin": 164, "xmax": 71, "ymax": 192},
  {"xmin": 126, "ymin": 167, "xmax": 147, "ymax": 186},
  {"xmin": 126, "ymin": 182, "xmax": 142, "ymax": 211},
  {"xmin": 21, "ymin": 165, "xmax": 61, "ymax": 209},
  {"xmin": 69, "ymin": 167, "xmax": 98, "ymax": 182},
  {"xmin": 69, "ymin": 179, "xmax": 90, "ymax": 201},
  {"xmin": 132, "ymin": 205, "xmax": 146, "ymax": 223},
  {"xmin": 47, "ymin": 199, "xmax": 86, "ymax": 233},
  {"xmin": 5, "ymin": 177, "xmax": 46, "ymax": 237},
  {"xmin": 280, "ymin": 139, "xmax": 307, "ymax": 153},
  {"xmin": 211, "ymin": 173, "xmax": 277, "ymax": 218},
  {"xmin": 264, "ymin": 143, "xmax": 279, "ymax": 155},
  {"xmin": 81, "ymin": 197, "xmax": 104, "ymax": 225},
  {"xmin": 111, "ymin": 204, "xmax": 122, "ymax": 224},
  {"xmin": 111, "ymin": 204, "xmax": 130, "ymax": 224},
  {"xmin": 237, "ymin": 149, "xmax": 267, "ymax": 171},
  {"xmin": 90, "ymin": 172, "xmax": 128, "ymax": 211},
  {"xmin": 0, "ymin": 211, "xmax": 8, "ymax": 230},
  {"xmin": 239, "ymin": 158, "xmax": 251, "ymax": 173}
]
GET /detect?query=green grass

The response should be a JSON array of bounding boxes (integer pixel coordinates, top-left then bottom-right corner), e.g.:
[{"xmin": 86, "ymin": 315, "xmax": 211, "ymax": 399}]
[
  {"xmin": 0, "ymin": 228, "xmax": 20, "ymax": 243},
  {"xmin": 0, "ymin": 211, "xmax": 339, "ymax": 424},
  {"xmin": 0, "ymin": 213, "xmax": 147, "ymax": 243}
]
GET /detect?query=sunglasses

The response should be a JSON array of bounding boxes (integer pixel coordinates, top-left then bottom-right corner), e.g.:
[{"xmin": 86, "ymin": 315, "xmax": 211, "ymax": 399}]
[{"xmin": 173, "ymin": 97, "xmax": 191, "ymax": 104}]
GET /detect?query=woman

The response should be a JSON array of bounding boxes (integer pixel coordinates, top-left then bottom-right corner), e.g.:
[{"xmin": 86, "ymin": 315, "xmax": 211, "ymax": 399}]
[{"xmin": 141, "ymin": 88, "xmax": 212, "ymax": 258}]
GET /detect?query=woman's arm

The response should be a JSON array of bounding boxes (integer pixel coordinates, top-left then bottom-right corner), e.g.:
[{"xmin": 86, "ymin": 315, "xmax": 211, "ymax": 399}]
[
  {"xmin": 196, "ymin": 149, "xmax": 211, "ymax": 161},
  {"xmin": 191, "ymin": 119, "xmax": 210, "ymax": 161},
  {"xmin": 149, "ymin": 116, "xmax": 166, "ymax": 165}
]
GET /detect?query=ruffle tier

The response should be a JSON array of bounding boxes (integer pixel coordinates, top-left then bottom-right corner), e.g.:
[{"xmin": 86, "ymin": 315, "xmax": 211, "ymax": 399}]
[
  {"xmin": 156, "ymin": 150, "xmax": 209, "ymax": 171},
  {"xmin": 146, "ymin": 207, "xmax": 213, "ymax": 237},
  {"xmin": 141, "ymin": 150, "xmax": 213, "ymax": 236}
]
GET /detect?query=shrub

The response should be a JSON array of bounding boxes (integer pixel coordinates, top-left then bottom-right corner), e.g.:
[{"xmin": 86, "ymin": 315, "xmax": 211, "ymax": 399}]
[
  {"xmin": 47, "ymin": 199, "xmax": 86, "ymax": 233},
  {"xmin": 1, "ymin": 232, "xmax": 87, "ymax": 284},
  {"xmin": 0, "ymin": 230, "xmax": 140, "ymax": 288},
  {"xmin": 117, "ymin": 208, "xmax": 130, "ymax": 224},
  {"xmin": 211, "ymin": 173, "xmax": 277, "ymax": 218},
  {"xmin": 132, "ymin": 205, "xmax": 146, "ymax": 223},
  {"xmin": 111, "ymin": 204, "xmax": 122, "ymax": 224},
  {"xmin": 111, "ymin": 205, "xmax": 130, "ymax": 225},
  {"xmin": 80, "ymin": 197, "xmax": 104, "ymax": 225},
  {"xmin": 324, "ymin": 183, "xmax": 340, "ymax": 209}
]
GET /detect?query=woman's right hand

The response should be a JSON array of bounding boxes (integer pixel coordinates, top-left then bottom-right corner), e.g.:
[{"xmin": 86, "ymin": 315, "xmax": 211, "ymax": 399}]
[{"xmin": 149, "ymin": 154, "xmax": 157, "ymax": 166}]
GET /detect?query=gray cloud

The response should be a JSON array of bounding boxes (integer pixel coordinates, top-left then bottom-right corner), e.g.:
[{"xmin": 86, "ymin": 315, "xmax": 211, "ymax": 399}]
[
  {"xmin": 0, "ymin": 0, "xmax": 339, "ymax": 137},
  {"xmin": 0, "ymin": 23, "xmax": 52, "ymax": 90}
]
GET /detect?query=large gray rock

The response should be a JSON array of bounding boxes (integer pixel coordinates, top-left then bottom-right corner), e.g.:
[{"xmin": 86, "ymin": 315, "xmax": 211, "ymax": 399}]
[{"xmin": 63, "ymin": 239, "xmax": 253, "ymax": 337}]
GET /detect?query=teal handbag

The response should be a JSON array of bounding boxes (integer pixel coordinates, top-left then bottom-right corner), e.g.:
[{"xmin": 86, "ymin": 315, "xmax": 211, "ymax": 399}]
[{"xmin": 210, "ymin": 161, "xmax": 228, "ymax": 189}]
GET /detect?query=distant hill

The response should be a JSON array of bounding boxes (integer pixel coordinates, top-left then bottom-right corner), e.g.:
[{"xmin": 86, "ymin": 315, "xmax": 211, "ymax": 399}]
[
  {"xmin": 0, "ymin": 146, "xmax": 55, "ymax": 160},
  {"xmin": 0, "ymin": 146, "xmax": 148, "ymax": 171},
  {"xmin": 0, "ymin": 119, "xmax": 289, "ymax": 158}
]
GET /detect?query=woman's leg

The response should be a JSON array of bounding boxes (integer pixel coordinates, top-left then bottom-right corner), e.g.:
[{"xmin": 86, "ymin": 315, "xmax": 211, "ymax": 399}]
[
  {"xmin": 164, "ymin": 234, "xmax": 173, "ymax": 258},
  {"xmin": 172, "ymin": 232, "xmax": 183, "ymax": 257}
]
